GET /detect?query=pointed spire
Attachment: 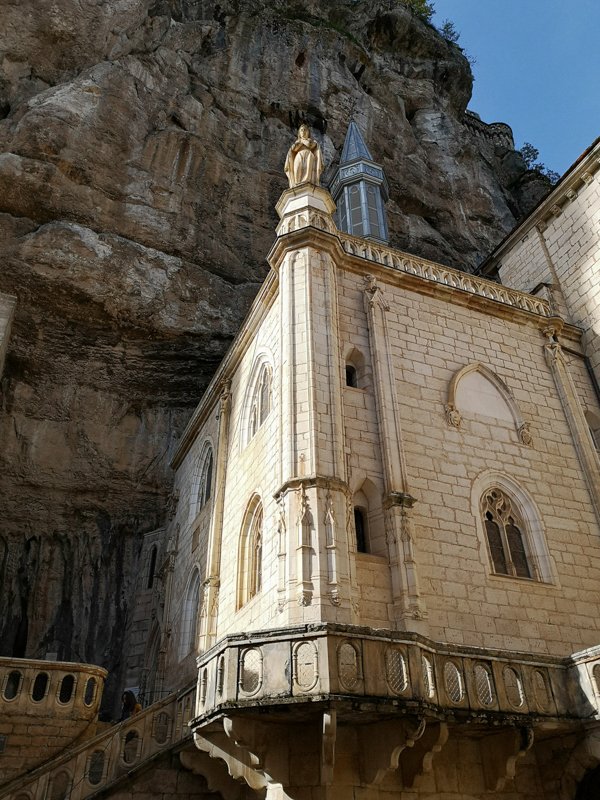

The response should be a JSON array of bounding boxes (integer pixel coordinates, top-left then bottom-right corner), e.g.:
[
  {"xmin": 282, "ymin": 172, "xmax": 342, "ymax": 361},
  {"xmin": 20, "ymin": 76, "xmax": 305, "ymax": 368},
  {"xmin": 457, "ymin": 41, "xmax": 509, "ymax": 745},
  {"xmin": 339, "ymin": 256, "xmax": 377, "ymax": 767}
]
[
  {"xmin": 329, "ymin": 121, "xmax": 389, "ymax": 243},
  {"xmin": 340, "ymin": 120, "xmax": 373, "ymax": 164}
]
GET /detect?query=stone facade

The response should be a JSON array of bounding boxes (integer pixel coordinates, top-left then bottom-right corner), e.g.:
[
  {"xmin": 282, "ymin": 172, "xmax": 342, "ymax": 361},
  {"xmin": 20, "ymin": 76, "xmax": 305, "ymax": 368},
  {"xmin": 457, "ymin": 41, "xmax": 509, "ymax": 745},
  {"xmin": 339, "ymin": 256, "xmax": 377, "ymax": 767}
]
[
  {"xmin": 482, "ymin": 138, "xmax": 600, "ymax": 387},
  {"xmin": 156, "ymin": 178, "xmax": 600, "ymax": 798},
  {"xmin": 2, "ymin": 142, "xmax": 600, "ymax": 799}
]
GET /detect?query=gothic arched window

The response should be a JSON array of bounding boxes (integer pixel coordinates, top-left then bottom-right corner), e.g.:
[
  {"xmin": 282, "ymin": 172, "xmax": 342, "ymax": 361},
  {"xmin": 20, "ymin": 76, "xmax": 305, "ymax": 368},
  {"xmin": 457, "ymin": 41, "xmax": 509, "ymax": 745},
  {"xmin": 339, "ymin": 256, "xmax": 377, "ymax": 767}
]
[
  {"xmin": 481, "ymin": 488, "xmax": 533, "ymax": 579},
  {"xmin": 179, "ymin": 570, "xmax": 201, "ymax": 659},
  {"xmin": 198, "ymin": 446, "xmax": 214, "ymax": 510},
  {"xmin": 237, "ymin": 497, "xmax": 264, "ymax": 609},
  {"xmin": 248, "ymin": 363, "xmax": 272, "ymax": 441}
]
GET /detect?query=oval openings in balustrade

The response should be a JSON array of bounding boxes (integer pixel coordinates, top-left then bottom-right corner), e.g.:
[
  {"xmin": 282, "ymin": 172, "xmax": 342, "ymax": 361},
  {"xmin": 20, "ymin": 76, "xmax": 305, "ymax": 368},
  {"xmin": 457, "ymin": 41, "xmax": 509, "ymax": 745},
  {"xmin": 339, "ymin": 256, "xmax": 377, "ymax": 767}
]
[
  {"xmin": 3, "ymin": 670, "xmax": 21, "ymax": 701},
  {"xmin": 58, "ymin": 674, "xmax": 75, "ymax": 704},
  {"xmin": 84, "ymin": 677, "xmax": 97, "ymax": 706},
  {"xmin": 87, "ymin": 750, "xmax": 105, "ymax": 786},
  {"xmin": 32, "ymin": 672, "xmax": 49, "ymax": 702}
]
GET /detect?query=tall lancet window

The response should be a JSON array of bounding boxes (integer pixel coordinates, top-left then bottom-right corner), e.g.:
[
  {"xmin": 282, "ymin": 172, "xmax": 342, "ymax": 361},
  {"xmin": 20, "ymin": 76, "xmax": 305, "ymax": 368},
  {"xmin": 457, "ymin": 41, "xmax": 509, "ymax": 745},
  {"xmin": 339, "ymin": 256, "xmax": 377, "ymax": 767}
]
[
  {"xmin": 248, "ymin": 362, "xmax": 272, "ymax": 442},
  {"xmin": 329, "ymin": 120, "xmax": 389, "ymax": 243},
  {"xmin": 237, "ymin": 497, "xmax": 264, "ymax": 608}
]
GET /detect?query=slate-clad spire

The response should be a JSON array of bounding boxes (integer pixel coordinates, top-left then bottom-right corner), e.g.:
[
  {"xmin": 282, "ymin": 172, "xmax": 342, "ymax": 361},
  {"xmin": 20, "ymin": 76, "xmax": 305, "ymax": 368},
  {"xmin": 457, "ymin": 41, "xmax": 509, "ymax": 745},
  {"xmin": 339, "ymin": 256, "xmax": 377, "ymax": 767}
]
[
  {"xmin": 340, "ymin": 120, "xmax": 374, "ymax": 164},
  {"xmin": 329, "ymin": 121, "xmax": 389, "ymax": 243}
]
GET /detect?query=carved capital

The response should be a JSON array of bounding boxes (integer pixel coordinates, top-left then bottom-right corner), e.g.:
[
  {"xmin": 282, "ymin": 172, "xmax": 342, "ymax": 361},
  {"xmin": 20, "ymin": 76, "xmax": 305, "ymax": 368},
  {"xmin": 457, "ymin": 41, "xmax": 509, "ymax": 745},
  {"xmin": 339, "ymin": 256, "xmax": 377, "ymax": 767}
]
[
  {"xmin": 385, "ymin": 491, "xmax": 417, "ymax": 509},
  {"xmin": 364, "ymin": 274, "xmax": 390, "ymax": 312}
]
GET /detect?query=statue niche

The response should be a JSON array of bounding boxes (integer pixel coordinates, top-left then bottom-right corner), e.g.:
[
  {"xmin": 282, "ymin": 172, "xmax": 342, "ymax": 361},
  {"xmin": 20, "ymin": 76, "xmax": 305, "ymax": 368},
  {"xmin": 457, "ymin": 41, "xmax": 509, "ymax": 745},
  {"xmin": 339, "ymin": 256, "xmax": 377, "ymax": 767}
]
[{"xmin": 284, "ymin": 124, "xmax": 324, "ymax": 188}]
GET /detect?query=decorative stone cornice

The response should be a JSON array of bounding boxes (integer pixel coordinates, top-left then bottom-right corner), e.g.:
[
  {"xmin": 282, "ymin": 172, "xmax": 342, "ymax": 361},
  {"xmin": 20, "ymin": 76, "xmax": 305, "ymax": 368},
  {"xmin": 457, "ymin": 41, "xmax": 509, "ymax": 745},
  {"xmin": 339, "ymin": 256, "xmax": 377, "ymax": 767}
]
[
  {"xmin": 481, "ymin": 137, "xmax": 600, "ymax": 272},
  {"xmin": 341, "ymin": 232, "xmax": 552, "ymax": 317}
]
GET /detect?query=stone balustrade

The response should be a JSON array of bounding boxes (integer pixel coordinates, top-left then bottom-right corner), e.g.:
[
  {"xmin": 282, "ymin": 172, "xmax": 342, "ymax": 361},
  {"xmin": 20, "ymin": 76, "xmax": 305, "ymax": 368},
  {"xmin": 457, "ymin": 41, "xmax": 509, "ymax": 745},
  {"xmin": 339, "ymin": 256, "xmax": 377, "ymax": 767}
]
[
  {"xmin": 0, "ymin": 683, "xmax": 196, "ymax": 800},
  {"xmin": 193, "ymin": 624, "xmax": 595, "ymax": 725},
  {"xmin": 0, "ymin": 657, "xmax": 105, "ymax": 721},
  {"xmin": 0, "ymin": 658, "xmax": 107, "ymax": 787},
  {"xmin": 337, "ymin": 233, "xmax": 552, "ymax": 319}
]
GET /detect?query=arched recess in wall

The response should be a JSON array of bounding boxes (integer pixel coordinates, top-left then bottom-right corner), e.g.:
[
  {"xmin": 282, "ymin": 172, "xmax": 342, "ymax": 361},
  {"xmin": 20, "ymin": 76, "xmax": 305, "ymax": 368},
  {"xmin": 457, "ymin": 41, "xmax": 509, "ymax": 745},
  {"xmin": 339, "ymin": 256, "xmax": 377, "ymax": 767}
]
[
  {"xmin": 196, "ymin": 440, "xmax": 214, "ymax": 512},
  {"xmin": 141, "ymin": 621, "xmax": 161, "ymax": 706},
  {"xmin": 344, "ymin": 345, "xmax": 369, "ymax": 389},
  {"xmin": 350, "ymin": 475, "xmax": 385, "ymax": 557},
  {"xmin": 240, "ymin": 352, "xmax": 274, "ymax": 448},
  {"xmin": 447, "ymin": 362, "xmax": 530, "ymax": 441},
  {"xmin": 471, "ymin": 471, "xmax": 556, "ymax": 585},
  {"xmin": 179, "ymin": 568, "xmax": 201, "ymax": 660},
  {"xmin": 237, "ymin": 494, "xmax": 264, "ymax": 609}
]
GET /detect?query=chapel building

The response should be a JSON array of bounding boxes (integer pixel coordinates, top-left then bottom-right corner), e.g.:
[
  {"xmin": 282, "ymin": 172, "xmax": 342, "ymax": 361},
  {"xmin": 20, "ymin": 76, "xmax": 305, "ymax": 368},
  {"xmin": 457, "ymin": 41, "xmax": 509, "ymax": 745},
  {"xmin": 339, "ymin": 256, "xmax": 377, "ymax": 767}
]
[{"xmin": 2, "ymin": 128, "xmax": 600, "ymax": 800}]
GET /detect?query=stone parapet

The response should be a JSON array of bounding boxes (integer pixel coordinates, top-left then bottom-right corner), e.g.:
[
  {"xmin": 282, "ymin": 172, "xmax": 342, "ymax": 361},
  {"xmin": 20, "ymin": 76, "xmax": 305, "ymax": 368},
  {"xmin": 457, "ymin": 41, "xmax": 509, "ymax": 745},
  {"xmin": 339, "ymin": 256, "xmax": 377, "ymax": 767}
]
[
  {"xmin": 191, "ymin": 624, "xmax": 595, "ymax": 726},
  {"xmin": 464, "ymin": 112, "xmax": 515, "ymax": 151},
  {"xmin": 338, "ymin": 232, "xmax": 552, "ymax": 318},
  {"xmin": 0, "ymin": 683, "xmax": 196, "ymax": 800},
  {"xmin": 0, "ymin": 658, "xmax": 107, "ymax": 787}
]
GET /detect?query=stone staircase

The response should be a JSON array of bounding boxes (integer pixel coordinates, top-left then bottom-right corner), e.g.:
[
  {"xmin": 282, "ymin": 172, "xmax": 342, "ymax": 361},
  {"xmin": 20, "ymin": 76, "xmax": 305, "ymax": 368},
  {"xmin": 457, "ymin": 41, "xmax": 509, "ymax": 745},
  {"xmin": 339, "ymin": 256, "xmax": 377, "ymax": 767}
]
[{"xmin": 0, "ymin": 684, "xmax": 196, "ymax": 800}]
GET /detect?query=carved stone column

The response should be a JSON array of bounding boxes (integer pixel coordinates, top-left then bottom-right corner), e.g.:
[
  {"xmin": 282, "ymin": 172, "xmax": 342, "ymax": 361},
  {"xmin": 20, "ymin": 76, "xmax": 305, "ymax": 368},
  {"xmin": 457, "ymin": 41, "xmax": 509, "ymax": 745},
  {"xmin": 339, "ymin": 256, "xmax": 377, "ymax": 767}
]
[
  {"xmin": 364, "ymin": 275, "xmax": 427, "ymax": 629},
  {"xmin": 543, "ymin": 323, "xmax": 600, "ymax": 525},
  {"xmin": 272, "ymin": 186, "xmax": 352, "ymax": 621},
  {"xmin": 199, "ymin": 381, "xmax": 232, "ymax": 651}
]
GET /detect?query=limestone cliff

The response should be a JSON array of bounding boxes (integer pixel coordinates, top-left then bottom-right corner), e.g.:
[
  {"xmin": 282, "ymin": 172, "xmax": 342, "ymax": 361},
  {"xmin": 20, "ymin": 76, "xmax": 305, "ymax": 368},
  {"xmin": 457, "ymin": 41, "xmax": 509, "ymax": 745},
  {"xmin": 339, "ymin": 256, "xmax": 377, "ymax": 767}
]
[{"xmin": 0, "ymin": 0, "xmax": 551, "ymax": 706}]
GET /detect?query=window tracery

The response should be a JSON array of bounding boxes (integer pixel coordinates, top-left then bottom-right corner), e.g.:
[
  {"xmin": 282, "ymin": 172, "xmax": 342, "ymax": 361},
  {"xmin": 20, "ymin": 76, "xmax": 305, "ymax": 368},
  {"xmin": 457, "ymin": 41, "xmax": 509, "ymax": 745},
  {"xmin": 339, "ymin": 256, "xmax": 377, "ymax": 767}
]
[
  {"xmin": 198, "ymin": 447, "xmax": 214, "ymax": 510},
  {"xmin": 481, "ymin": 488, "xmax": 533, "ymax": 579},
  {"xmin": 248, "ymin": 363, "xmax": 272, "ymax": 441}
]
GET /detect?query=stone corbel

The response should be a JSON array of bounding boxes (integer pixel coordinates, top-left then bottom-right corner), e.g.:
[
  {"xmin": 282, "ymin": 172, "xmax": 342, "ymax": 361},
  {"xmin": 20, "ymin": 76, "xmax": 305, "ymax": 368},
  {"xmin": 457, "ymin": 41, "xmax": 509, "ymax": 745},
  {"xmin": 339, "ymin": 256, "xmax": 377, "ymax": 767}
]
[
  {"xmin": 481, "ymin": 726, "xmax": 534, "ymax": 791},
  {"xmin": 193, "ymin": 718, "xmax": 271, "ymax": 792},
  {"xmin": 321, "ymin": 711, "xmax": 337, "ymax": 785},
  {"xmin": 401, "ymin": 721, "xmax": 449, "ymax": 788},
  {"xmin": 444, "ymin": 403, "xmax": 462, "ymax": 429},
  {"xmin": 358, "ymin": 717, "xmax": 425, "ymax": 786},
  {"xmin": 180, "ymin": 747, "xmax": 244, "ymax": 800},
  {"xmin": 518, "ymin": 422, "xmax": 533, "ymax": 447}
]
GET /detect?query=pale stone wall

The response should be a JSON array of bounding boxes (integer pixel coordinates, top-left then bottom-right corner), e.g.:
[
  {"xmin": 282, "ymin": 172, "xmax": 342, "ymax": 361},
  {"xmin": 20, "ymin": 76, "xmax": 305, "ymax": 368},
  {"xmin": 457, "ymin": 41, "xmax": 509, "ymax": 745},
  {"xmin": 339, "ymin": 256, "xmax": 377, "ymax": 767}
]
[
  {"xmin": 166, "ymin": 188, "xmax": 600, "ymax": 680},
  {"xmin": 214, "ymin": 295, "xmax": 281, "ymax": 635},
  {"xmin": 494, "ymin": 152, "xmax": 600, "ymax": 386},
  {"xmin": 337, "ymin": 263, "xmax": 600, "ymax": 655}
]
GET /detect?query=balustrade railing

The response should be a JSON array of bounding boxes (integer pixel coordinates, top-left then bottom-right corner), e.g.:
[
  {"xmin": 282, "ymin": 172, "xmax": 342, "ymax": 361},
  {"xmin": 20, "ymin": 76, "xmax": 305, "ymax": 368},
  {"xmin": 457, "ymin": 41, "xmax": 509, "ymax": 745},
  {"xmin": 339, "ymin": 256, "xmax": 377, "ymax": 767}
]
[{"xmin": 0, "ymin": 683, "xmax": 196, "ymax": 800}]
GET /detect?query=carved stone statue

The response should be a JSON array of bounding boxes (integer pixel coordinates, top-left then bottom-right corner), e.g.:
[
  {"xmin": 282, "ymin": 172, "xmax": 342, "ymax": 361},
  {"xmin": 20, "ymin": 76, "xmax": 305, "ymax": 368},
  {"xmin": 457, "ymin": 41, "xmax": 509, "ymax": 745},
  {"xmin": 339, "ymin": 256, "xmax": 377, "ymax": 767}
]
[{"xmin": 284, "ymin": 124, "xmax": 324, "ymax": 188}]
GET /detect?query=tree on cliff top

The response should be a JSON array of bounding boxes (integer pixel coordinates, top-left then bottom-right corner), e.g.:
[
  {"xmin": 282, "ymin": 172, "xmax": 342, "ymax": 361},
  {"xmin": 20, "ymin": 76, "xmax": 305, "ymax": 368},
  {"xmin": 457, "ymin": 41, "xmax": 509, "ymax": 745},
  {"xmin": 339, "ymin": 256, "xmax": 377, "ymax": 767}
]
[{"xmin": 401, "ymin": 0, "xmax": 435, "ymax": 22}]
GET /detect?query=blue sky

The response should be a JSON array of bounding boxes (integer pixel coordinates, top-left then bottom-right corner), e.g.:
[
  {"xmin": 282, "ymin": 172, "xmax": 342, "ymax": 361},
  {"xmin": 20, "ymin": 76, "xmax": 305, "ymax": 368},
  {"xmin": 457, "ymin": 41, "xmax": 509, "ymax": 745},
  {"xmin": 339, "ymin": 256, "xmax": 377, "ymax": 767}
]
[{"xmin": 431, "ymin": 0, "xmax": 600, "ymax": 175}]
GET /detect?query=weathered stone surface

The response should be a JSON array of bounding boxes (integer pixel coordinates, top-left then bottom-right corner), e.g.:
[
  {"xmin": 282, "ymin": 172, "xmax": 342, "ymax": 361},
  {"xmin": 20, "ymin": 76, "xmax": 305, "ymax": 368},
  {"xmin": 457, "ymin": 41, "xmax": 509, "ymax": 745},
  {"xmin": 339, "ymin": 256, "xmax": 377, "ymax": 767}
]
[{"xmin": 0, "ymin": 0, "xmax": 552, "ymax": 709}]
